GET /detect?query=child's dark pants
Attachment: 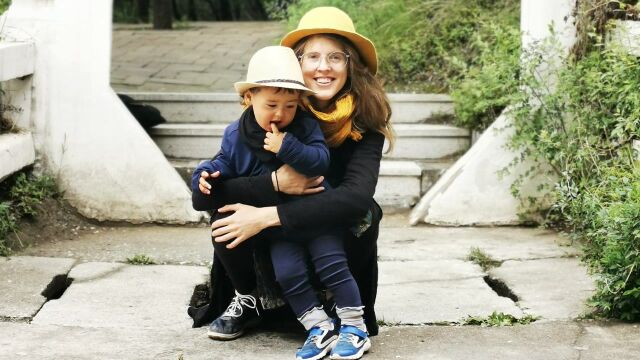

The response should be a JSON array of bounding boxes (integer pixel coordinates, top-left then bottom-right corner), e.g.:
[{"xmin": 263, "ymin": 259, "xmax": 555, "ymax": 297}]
[{"xmin": 270, "ymin": 230, "xmax": 362, "ymax": 317}]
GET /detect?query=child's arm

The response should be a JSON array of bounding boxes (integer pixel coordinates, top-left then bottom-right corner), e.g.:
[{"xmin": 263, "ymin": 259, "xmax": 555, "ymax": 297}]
[
  {"xmin": 264, "ymin": 123, "xmax": 329, "ymax": 177},
  {"xmin": 190, "ymin": 128, "xmax": 237, "ymax": 193}
]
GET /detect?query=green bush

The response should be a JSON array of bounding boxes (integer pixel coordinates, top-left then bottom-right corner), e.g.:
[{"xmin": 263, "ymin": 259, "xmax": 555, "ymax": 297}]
[
  {"xmin": 286, "ymin": 0, "xmax": 520, "ymax": 93},
  {"xmin": 511, "ymin": 43, "xmax": 640, "ymax": 320},
  {"xmin": 0, "ymin": 0, "xmax": 10, "ymax": 15},
  {"xmin": 450, "ymin": 22, "xmax": 520, "ymax": 131}
]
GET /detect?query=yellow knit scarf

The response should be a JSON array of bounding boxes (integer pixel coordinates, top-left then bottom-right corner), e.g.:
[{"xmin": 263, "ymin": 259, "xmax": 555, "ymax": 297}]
[{"xmin": 304, "ymin": 94, "xmax": 362, "ymax": 148}]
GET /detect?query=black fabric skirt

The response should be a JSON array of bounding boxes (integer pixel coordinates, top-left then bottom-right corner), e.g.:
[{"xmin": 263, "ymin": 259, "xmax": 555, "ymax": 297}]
[{"xmin": 187, "ymin": 220, "xmax": 381, "ymax": 336}]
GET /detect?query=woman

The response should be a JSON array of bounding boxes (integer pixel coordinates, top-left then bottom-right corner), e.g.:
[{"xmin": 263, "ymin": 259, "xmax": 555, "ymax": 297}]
[{"xmin": 188, "ymin": 6, "xmax": 394, "ymax": 344}]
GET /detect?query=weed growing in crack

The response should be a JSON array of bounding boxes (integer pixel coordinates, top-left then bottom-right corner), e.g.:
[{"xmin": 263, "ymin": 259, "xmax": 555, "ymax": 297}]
[
  {"xmin": 462, "ymin": 311, "xmax": 540, "ymax": 327},
  {"xmin": 376, "ymin": 318, "xmax": 402, "ymax": 326},
  {"xmin": 466, "ymin": 247, "xmax": 502, "ymax": 271},
  {"xmin": 125, "ymin": 254, "xmax": 156, "ymax": 265}
]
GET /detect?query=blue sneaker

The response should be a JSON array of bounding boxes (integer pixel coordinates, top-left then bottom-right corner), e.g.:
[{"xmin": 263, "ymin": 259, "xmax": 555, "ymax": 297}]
[
  {"xmin": 296, "ymin": 326, "xmax": 339, "ymax": 360},
  {"xmin": 329, "ymin": 325, "xmax": 371, "ymax": 360}
]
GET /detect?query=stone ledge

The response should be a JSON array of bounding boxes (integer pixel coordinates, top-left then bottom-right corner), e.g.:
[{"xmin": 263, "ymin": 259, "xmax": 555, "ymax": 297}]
[
  {"xmin": 0, "ymin": 132, "xmax": 36, "ymax": 181},
  {"xmin": 0, "ymin": 42, "xmax": 35, "ymax": 82}
]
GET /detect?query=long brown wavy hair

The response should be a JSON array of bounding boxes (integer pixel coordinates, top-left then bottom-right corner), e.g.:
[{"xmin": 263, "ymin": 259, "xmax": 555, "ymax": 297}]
[{"xmin": 293, "ymin": 34, "xmax": 395, "ymax": 151}]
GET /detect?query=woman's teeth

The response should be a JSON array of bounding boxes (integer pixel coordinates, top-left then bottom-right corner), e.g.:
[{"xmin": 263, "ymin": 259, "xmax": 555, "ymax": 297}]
[{"xmin": 316, "ymin": 78, "xmax": 333, "ymax": 85}]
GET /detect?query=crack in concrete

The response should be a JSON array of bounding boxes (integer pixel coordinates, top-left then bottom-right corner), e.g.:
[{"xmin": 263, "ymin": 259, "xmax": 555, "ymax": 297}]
[
  {"xmin": 378, "ymin": 275, "xmax": 483, "ymax": 286},
  {"xmin": 571, "ymin": 321, "xmax": 588, "ymax": 360},
  {"xmin": 71, "ymin": 263, "xmax": 128, "ymax": 283},
  {"xmin": 379, "ymin": 254, "xmax": 579, "ymax": 263},
  {"xmin": 0, "ymin": 316, "xmax": 31, "ymax": 324},
  {"xmin": 497, "ymin": 254, "xmax": 580, "ymax": 263}
]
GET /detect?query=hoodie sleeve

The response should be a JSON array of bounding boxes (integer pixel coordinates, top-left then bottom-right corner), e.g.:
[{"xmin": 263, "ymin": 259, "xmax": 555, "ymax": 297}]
[{"xmin": 276, "ymin": 116, "xmax": 329, "ymax": 177}]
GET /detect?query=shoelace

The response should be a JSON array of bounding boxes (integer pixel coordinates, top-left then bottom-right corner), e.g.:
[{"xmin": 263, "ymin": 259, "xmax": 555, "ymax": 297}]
[
  {"xmin": 222, "ymin": 292, "xmax": 258, "ymax": 318},
  {"xmin": 337, "ymin": 332, "xmax": 359, "ymax": 346},
  {"xmin": 301, "ymin": 328, "xmax": 324, "ymax": 349}
]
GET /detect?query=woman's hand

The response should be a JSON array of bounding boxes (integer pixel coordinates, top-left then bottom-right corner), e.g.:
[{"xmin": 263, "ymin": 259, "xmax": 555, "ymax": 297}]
[
  {"xmin": 198, "ymin": 170, "xmax": 220, "ymax": 195},
  {"xmin": 275, "ymin": 164, "xmax": 325, "ymax": 195},
  {"xmin": 211, "ymin": 204, "xmax": 280, "ymax": 249}
]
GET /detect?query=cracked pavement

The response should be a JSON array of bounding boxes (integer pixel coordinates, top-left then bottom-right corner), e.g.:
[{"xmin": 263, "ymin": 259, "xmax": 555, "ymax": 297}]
[{"xmin": 2, "ymin": 212, "xmax": 638, "ymax": 359}]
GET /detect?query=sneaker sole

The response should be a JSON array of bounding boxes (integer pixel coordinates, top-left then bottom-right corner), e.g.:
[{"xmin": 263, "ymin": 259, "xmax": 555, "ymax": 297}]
[
  {"xmin": 329, "ymin": 338, "xmax": 371, "ymax": 360},
  {"xmin": 207, "ymin": 317, "xmax": 261, "ymax": 341},
  {"xmin": 207, "ymin": 329, "xmax": 244, "ymax": 341},
  {"xmin": 296, "ymin": 338, "xmax": 338, "ymax": 360}
]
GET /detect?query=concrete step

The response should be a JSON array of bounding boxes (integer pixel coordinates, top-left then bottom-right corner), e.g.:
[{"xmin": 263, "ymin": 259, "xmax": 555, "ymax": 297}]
[
  {"xmin": 120, "ymin": 92, "xmax": 454, "ymax": 124},
  {"xmin": 169, "ymin": 158, "xmax": 426, "ymax": 208},
  {"xmin": 150, "ymin": 123, "xmax": 470, "ymax": 160}
]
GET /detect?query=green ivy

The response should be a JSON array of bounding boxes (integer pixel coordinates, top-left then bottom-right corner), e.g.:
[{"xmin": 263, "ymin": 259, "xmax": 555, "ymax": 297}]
[
  {"xmin": 451, "ymin": 22, "xmax": 521, "ymax": 131},
  {"xmin": 511, "ymin": 40, "xmax": 640, "ymax": 320}
]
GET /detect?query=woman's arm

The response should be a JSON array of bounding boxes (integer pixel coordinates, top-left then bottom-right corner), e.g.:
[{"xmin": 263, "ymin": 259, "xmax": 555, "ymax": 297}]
[
  {"xmin": 277, "ymin": 132, "xmax": 384, "ymax": 232},
  {"xmin": 210, "ymin": 132, "xmax": 384, "ymax": 245},
  {"xmin": 192, "ymin": 172, "xmax": 278, "ymax": 211}
]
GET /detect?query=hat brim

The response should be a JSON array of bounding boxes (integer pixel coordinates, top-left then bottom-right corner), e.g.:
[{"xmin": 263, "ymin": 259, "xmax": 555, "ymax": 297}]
[
  {"xmin": 234, "ymin": 81, "xmax": 316, "ymax": 96},
  {"xmin": 280, "ymin": 28, "xmax": 378, "ymax": 75}
]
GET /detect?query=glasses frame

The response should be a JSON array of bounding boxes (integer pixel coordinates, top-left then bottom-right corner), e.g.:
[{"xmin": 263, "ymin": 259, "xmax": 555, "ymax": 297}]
[{"xmin": 297, "ymin": 51, "xmax": 351, "ymax": 70}]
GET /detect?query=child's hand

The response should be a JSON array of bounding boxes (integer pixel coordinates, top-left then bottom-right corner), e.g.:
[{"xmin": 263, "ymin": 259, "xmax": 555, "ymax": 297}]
[
  {"xmin": 263, "ymin": 123, "xmax": 285, "ymax": 154},
  {"xmin": 199, "ymin": 170, "xmax": 220, "ymax": 195}
]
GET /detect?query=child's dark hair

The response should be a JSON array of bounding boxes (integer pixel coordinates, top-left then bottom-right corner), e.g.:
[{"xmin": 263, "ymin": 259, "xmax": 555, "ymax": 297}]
[{"xmin": 240, "ymin": 86, "xmax": 301, "ymax": 107}]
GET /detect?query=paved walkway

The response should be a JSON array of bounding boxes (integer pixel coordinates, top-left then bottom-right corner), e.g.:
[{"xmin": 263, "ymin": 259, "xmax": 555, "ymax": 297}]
[
  {"xmin": 2, "ymin": 212, "xmax": 637, "ymax": 359},
  {"xmin": 111, "ymin": 22, "xmax": 286, "ymax": 92}
]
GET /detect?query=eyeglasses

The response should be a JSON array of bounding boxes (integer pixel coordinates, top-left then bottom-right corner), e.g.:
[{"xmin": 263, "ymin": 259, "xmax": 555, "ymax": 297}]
[{"xmin": 298, "ymin": 51, "xmax": 350, "ymax": 70}]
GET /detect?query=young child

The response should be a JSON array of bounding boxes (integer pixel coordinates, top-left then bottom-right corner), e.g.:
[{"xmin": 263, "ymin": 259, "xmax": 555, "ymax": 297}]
[{"xmin": 192, "ymin": 46, "xmax": 370, "ymax": 360}]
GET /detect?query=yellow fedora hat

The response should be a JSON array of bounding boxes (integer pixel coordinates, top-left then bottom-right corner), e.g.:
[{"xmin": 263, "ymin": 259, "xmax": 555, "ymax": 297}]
[
  {"xmin": 280, "ymin": 6, "xmax": 378, "ymax": 75},
  {"xmin": 234, "ymin": 46, "xmax": 315, "ymax": 96}
]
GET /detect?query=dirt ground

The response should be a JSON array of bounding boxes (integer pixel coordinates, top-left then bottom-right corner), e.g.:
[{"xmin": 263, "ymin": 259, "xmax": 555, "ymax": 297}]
[{"xmin": 7, "ymin": 198, "xmax": 102, "ymax": 252}]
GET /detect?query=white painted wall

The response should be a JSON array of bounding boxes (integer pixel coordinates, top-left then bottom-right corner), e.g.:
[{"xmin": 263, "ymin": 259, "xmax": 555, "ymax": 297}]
[
  {"xmin": 410, "ymin": 0, "xmax": 576, "ymax": 226},
  {"xmin": 1, "ymin": 0, "xmax": 201, "ymax": 223}
]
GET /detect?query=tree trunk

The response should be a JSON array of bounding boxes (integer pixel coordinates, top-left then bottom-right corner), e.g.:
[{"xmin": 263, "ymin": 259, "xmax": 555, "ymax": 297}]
[
  {"xmin": 172, "ymin": 0, "xmax": 181, "ymax": 20},
  {"xmin": 232, "ymin": 0, "xmax": 267, "ymax": 20},
  {"xmin": 135, "ymin": 0, "xmax": 150, "ymax": 23},
  {"xmin": 152, "ymin": 0, "xmax": 173, "ymax": 29},
  {"xmin": 187, "ymin": 0, "xmax": 198, "ymax": 20}
]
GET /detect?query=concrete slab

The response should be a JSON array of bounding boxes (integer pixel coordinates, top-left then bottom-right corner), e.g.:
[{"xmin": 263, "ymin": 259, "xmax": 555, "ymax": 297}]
[
  {"xmin": 0, "ymin": 256, "xmax": 75, "ymax": 320},
  {"xmin": 578, "ymin": 322, "xmax": 640, "ymax": 360},
  {"xmin": 32, "ymin": 262, "xmax": 209, "ymax": 329},
  {"xmin": 377, "ymin": 261, "xmax": 522, "ymax": 324},
  {"xmin": 4, "ymin": 319, "xmax": 626, "ymax": 359},
  {"xmin": 489, "ymin": 258, "xmax": 596, "ymax": 320},
  {"xmin": 377, "ymin": 226, "xmax": 579, "ymax": 262},
  {"xmin": 19, "ymin": 226, "xmax": 213, "ymax": 266},
  {"xmin": 373, "ymin": 322, "xmax": 583, "ymax": 360}
]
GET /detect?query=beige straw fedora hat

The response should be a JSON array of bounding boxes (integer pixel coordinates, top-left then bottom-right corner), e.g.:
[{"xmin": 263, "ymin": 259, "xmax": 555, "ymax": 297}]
[
  {"xmin": 280, "ymin": 6, "xmax": 378, "ymax": 75},
  {"xmin": 234, "ymin": 46, "xmax": 315, "ymax": 96}
]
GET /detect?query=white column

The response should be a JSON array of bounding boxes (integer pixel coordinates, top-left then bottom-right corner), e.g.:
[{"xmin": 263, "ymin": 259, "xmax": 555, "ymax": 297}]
[
  {"xmin": 2, "ymin": 0, "xmax": 201, "ymax": 223},
  {"xmin": 410, "ymin": 0, "xmax": 576, "ymax": 226}
]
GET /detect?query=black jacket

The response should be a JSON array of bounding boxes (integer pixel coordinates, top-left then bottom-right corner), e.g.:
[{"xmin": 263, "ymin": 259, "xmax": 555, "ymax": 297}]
[{"xmin": 189, "ymin": 131, "xmax": 385, "ymax": 335}]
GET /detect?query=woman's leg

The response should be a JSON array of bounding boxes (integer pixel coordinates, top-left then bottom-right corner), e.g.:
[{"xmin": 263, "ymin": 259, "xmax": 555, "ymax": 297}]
[
  {"xmin": 207, "ymin": 217, "xmax": 262, "ymax": 340},
  {"xmin": 211, "ymin": 235, "xmax": 256, "ymax": 294}
]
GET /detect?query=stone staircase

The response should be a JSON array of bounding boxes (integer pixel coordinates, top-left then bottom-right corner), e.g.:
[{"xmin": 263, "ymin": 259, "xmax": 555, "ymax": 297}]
[{"xmin": 122, "ymin": 92, "xmax": 470, "ymax": 208}]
